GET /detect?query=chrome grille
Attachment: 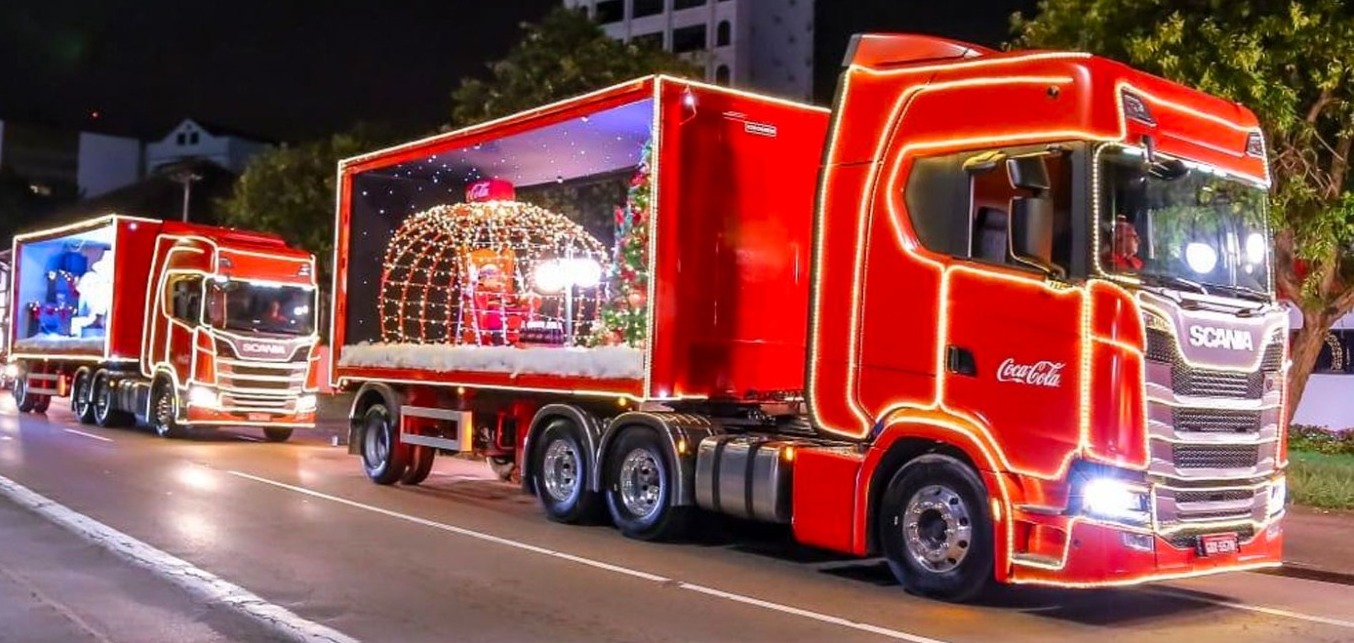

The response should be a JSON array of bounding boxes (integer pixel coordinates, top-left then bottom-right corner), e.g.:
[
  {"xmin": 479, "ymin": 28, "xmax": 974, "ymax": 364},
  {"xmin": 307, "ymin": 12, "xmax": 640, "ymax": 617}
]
[
  {"xmin": 1174, "ymin": 366, "xmax": 1261, "ymax": 398},
  {"xmin": 1174, "ymin": 489, "xmax": 1254, "ymax": 504},
  {"xmin": 1261, "ymin": 337, "xmax": 1283, "ymax": 371},
  {"xmin": 1172, "ymin": 444, "xmax": 1261, "ymax": 470},
  {"xmin": 1173, "ymin": 408, "xmax": 1261, "ymax": 434},
  {"xmin": 1145, "ymin": 328, "xmax": 1175, "ymax": 362}
]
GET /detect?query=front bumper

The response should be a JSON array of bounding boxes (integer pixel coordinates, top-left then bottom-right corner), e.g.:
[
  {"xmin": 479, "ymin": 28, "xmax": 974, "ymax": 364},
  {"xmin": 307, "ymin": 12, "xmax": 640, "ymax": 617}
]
[
  {"xmin": 184, "ymin": 405, "xmax": 317, "ymax": 428},
  {"xmin": 1009, "ymin": 513, "xmax": 1283, "ymax": 587}
]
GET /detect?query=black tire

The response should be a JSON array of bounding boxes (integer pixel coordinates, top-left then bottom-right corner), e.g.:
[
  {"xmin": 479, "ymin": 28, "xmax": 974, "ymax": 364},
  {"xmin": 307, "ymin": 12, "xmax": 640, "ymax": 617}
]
[
  {"xmin": 877, "ymin": 454, "xmax": 995, "ymax": 602},
  {"xmin": 263, "ymin": 427, "xmax": 294, "ymax": 443},
  {"xmin": 92, "ymin": 371, "xmax": 132, "ymax": 428},
  {"xmin": 360, "ymin": 403, "xmax": 407, "ymax": 485},
  {"xmin": 13, "ymin": 370, "xmax": 36, "ymax": 413},
  {"xmin": 31, "ymin": 394, "xmax": 51, "ymax": 413},
  {"xmin": 529, "ymin": 419, "xmax": 603, "ymax": 524},
  {"xmin": 150, "ymin": 380, "xmax": 188, "ymax": 438},
  {"xmin": 71, "ymin": 369, "xmax": 97, "ymax": 424},
  {"xmin": 400, "ymin": 446, "xmax": 436, "ymax": 485},
  {"xmin": 603, "ymin": 427, "xmax": 690, "ymax": 541}
]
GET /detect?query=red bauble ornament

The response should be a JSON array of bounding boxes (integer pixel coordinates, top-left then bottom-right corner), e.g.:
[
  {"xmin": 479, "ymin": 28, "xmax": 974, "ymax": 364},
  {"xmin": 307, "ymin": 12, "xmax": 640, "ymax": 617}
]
[{"xmin": 627, "ymin": 292, "xmax": 646, "ymax": 309}]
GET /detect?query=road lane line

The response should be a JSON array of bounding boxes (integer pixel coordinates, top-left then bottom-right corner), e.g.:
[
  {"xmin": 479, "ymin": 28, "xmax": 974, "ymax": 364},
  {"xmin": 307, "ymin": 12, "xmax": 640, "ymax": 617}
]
[
  {"xmin": 1147, "ymin": 587, "xmax": 1354, "ymax": 630},
  {"xmin": 0, "ymin": 473, "xmax": 358, "ymax": 643},
  {"xmin": 228, "ymin": 470, "xmax": 948, "ymax": 643},
  {"xmin": 64, "ymin": 429, "xmax": 114, "ymax": 443}
]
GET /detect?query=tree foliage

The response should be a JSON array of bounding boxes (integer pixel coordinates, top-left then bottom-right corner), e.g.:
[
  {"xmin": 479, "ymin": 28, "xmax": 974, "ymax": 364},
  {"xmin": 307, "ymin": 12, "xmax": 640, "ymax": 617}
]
[
  {"xmin": 1013, "ymin": 0, "xmax": 1354, "ymax": 418},
  {"xmin": 449, "ymin": 6, "xmax": 700, "ymax": 128},
  {"xmin": 218, "ymin": 125, "xmax": 395, "ymax": 293}
]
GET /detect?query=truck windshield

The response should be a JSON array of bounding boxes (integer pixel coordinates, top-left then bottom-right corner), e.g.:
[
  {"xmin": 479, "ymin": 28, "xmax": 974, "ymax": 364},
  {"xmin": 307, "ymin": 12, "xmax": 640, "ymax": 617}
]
[
  {"xmin": 1097, "ymin": 145, "xmax": 1272, "ymax": 301},
  {"xmin": 206, "ymin": 280, "xmax": 316, "ymax": 336}
]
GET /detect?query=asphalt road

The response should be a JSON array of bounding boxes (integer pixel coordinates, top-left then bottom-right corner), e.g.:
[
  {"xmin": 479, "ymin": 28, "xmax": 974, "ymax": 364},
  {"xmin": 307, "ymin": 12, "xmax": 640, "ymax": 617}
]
[{"xmin": 2, "ymin": 394, "xmax": 1353, "ymax": 643}]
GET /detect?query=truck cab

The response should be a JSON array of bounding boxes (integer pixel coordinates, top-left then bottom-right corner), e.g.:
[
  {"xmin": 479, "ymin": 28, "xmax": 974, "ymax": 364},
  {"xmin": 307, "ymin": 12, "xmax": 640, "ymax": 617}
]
[
  {"xmin": 805, "ymin": 35, "xmax": 1285, "ymax": 590},
  {"xmin": 141, "ymin": 226, "xmax": 321, "ymax": 437},
  {"xmin": 7, "ymin": 215, "xmax": 320, "ymax": 442}
]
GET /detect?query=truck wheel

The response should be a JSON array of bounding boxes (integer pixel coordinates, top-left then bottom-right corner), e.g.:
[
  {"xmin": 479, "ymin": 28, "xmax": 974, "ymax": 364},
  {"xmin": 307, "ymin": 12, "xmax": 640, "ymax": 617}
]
[
  {"xmin": 262, "ymin": 427, "xmax": 294, "ymax": 443},
  {"xmin": 32, "ymin": 395, "xmax": 51, "ymax": 414},
  {"xmin": 92, "ymin": 372, "xmax": 131, "ymax": 428},
  {"xmin": 71, "ymin": 369, "xmax": 96, "ymax": 424},
  {"xmin": 400, "ymin": 446, "xmax": 435, "ymax": 485},
  {"xmin": 13, "ymin": 371, "xmax": 36, "ymax": 413},
  {"xmin": 604, "ymin": 427, "xmax": 689, "ymax": 541},
  {"xmin": 530, "ymin": 418, "xmax": 602, "ymax": 524},
  {"xmin": 878, "ymin": 454, "xmax": 994, "ymax": 602},
  {"xmin": 360, "ymin": 403, "xmax": 408, "ymax": 485},
  {"xmin": 151, "ymin": 381, "xmax": 188, "ymax": 439}
]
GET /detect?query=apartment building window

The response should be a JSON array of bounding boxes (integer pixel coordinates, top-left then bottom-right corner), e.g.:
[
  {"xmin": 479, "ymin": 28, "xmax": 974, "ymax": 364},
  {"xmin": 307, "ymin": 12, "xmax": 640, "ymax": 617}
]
[
  {"xmin": 716, "ymin": 20, "xmax": 731, "ymax": 47},
  {"xmin": 715, "ymin": 65, "xmax": 730, "ymax": 85},
  {"xmin": 632, "ymin": 0, "xmax": 663, "ymax": 18},
  {"xmin": 596, "ymin": 0, "xmax": 624, "ymax": 23},
  {"xmin": 674, "ymin": 0, "xmax": 707, "ymax": 9},
  {"xmin": 189, "ymin": 131, "xmax": 200, "ymax": 145},
  {"xmin": 672, "ymin": 24, "xmax": 707, "ymax": 54},
  {"xmin": 632, "ymin": 31, "xmax": 664, "ymax": 50}
]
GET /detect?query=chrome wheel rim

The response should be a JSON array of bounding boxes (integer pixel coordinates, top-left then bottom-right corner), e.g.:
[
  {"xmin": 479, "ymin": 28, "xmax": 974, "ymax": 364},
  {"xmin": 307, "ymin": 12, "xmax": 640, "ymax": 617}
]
[
  {"xmin": 902, "ymin": 484, "xmax": 973, "ymax": 573},
  {"xmin": 154, "ymin": 388, "xmax": 175, "ymax": 435},
  {"xmin": 363, "ymin": 412, "xmax": 390, "ymax": 466},
  {"xmin": 93, "ymin": 378, "xmax": 110, "ymax": 421},
  {"xmin": 618, "ymin": 448, "xmax": 662, "ymax": 519},
  {"xmin": 72, "ymin": 375, "xmax": 90, "ymax": 416},
  {"xmin": 541, "ymin": 438, "xmax": 580, "ymax": 502}
]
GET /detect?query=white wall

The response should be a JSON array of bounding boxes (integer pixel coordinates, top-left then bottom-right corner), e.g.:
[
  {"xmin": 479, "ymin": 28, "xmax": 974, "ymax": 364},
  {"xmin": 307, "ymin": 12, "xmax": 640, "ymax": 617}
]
[
  {"xmin": 145, "ymin": 120, "xmax": 231, "ymax": 173},
  {"xmin": 77, "ymin": 132, "xmax": 142, "ymax": 198}
]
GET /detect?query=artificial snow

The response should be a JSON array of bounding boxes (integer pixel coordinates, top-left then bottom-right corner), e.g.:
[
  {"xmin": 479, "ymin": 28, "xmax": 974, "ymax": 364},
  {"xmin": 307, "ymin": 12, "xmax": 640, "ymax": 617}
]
[
  {"xmin": 339, "ymin": 343, "xmax": 645, "ymax": 380},
  {"xmin": 13, "ymin": 335, "xmax": 105, "ymax": 353}
]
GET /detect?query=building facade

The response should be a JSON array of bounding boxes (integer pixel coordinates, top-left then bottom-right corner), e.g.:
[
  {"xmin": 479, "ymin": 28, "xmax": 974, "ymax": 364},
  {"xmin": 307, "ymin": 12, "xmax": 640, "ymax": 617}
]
[
  {"xmin": 563, "ymin": 0, "xmax": 815, "ymax": 101},
  {"xmin": 144, "ymin": 119, "xmax": 270, "ymax": 175}
]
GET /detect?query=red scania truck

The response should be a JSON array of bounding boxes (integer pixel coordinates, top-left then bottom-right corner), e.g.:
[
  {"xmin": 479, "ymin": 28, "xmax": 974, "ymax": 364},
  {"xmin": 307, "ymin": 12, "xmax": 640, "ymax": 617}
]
[
  {"xmin": 330, "ymin": 34, "xmax": 1288, "ymax": 600},
  {"xmin": 7, "ymin": 214, "xmax": 321, "ymax": 441}
]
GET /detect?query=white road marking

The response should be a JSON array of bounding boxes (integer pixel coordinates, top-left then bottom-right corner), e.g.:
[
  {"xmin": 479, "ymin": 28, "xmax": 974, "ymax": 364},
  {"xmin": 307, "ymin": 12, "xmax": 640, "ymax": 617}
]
[
  {"xmin": 235, "ymin": 435, "xmax": 263, "ymax": 442},
  {"xmin": 64, "ymin": 429, "xmax": 114, "ymax": 443},
  {"xmin": 228, "ymin": 470, "xmax": 948, "ymax": 643},
  {"xmin": 1148, "ymin": 587, "xmax": 1354, "ymax": 630},
  {"xmin": 0, "ymin": 473, "xmax": 357, "ymax": 643}
]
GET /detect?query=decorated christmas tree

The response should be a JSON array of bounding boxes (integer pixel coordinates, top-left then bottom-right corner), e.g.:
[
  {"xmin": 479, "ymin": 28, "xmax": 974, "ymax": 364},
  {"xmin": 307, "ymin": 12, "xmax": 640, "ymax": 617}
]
[{"xmin": 593, "ymin": 140, "xmax": 653, "ymax": 348}]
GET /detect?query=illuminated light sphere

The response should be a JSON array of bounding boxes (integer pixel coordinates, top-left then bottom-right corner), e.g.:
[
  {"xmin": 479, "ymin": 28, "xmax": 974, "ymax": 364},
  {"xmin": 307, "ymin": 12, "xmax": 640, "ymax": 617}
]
[
  {"xmin": 1185, "ymin": 242, "xmax": 1218, "ymax": 274},
  {"xmin": 378, "ymin": 201, "xmax": 610, "ymax": 346}
]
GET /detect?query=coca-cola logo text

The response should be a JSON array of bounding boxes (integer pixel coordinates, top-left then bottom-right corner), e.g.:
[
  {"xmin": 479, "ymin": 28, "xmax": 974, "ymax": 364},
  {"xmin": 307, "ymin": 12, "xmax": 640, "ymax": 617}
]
[
  {"xmin": 467, "ymin": 182, "xmax": 491, "ymax": 200},
  {"xmin": 996, "ymin": 359, "xmax": 1065, "ymax": 387}
]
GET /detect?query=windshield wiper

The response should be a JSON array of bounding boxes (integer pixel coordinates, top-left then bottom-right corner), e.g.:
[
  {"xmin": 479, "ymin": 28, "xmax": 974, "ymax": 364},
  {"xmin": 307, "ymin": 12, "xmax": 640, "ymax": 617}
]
[
  {"xmin": 1205, "ymin": 282, "xmax": 1271, "ymax": 304},
  {"xmin": 1136, "ymin": 272, "xmax": 1209, "ymax": 296}
]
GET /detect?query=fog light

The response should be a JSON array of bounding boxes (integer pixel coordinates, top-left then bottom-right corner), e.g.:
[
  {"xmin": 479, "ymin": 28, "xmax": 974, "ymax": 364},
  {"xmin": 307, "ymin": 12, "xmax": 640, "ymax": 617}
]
[
  {"xmin": 296, "ymin": 395, "xmax": 318, "ymax": 413},
  {"xmin": 1122, "ymin": 532, "xmax": 1155, "ymax": 553},
  {"xmin": 188, "ymin": 386, "xmax": 220, "ymax": 409}
]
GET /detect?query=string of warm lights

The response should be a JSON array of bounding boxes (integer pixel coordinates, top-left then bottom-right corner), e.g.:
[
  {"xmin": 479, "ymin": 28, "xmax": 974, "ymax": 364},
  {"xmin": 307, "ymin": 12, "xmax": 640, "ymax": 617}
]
[
  {"xmin": 378, "ymin": 201, "xmax": 610, "ymax": 346},
  {"xmin": 590, "ymin": 140, "xmax": 653, "ymax": 348}
]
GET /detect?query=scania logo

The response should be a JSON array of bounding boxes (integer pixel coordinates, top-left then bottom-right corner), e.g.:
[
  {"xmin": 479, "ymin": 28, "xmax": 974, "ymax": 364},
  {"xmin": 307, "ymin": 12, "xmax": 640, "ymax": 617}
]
[
  {"xmin": 1187, "ymin": 325, "xmax": 1254, "ymax": 351},
  {"xmin": 239, "ymin": 342, "xmax": 287, "ymax": 356}
]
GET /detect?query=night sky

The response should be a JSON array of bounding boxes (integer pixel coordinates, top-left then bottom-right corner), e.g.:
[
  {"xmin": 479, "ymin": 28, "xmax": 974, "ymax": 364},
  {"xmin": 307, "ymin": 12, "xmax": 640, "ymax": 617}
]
[{"xmin": 0, "ymin": 0, "xmax": 1039, "ymax": 143}]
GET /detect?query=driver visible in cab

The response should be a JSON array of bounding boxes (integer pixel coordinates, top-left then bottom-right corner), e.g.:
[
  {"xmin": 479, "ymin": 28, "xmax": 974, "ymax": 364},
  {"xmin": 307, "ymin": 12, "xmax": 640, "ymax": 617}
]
[{"xmin": 1104, "ymin": 216, "xmax": 1143, "ymax": 272}]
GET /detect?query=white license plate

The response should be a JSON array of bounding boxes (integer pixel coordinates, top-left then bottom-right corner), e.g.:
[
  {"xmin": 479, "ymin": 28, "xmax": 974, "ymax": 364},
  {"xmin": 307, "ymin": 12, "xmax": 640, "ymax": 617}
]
[
  {"xmin": 1199, "ymin": 533, "xmax": 1239, "ymax": 556},
  {"xmin": 248, "ymin": 413, "xmax": 271, "ymax": 422}
]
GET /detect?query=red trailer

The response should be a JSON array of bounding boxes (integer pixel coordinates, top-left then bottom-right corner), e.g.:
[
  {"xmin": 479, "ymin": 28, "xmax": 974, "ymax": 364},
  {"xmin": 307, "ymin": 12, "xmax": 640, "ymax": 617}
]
[
  {"xmin": 7, "ymin": 215, "xmax": 321, "ymax": 441},
  {"xmin": 331, "ymin": 34, "xmax": 1289, "ymax": 600}
]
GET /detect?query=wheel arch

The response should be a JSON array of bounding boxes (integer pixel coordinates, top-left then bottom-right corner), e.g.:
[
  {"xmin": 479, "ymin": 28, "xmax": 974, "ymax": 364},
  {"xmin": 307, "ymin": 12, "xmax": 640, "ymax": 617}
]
[
  {"xmin": 594, "ymin": 412, "xmax": 722, "ymax": 507},
  {"xmin": 347, "ymin": 382, "xmax": 404, "ymax": 456},
  {"xmin": 859, "ymin": 415, "xmax": 1014, "ymax": 580},
  {"xmin": 522, "ymin": 404, "xmax": 605, "ymax": 495}
]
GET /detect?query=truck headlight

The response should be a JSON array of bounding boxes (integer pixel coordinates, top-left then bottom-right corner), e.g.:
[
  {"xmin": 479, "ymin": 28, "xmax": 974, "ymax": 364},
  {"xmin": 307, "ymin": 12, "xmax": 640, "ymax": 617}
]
[
  {"xmin": 1268, "ymin": 477, "xmax": 1286, "ymax": 516},
  {"xmin": 188, "ymin": 386, "xmax": 221, "ymax": 409},
  {"xmin": 296, "ymin": 395, "xmax": 317, "ymax": 413},
  {"xmin": 1081, "ymin": 477, "xmax": 1150, "ymax": 524}
]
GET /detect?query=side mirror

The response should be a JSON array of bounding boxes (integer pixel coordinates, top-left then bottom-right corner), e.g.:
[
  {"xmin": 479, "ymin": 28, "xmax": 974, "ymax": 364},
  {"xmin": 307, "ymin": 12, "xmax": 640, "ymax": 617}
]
[
  {"xmin": 1010, "ymin": 196, "xmax": 1060, "ymax": 276},
  {"xmin": 1007, "ymin": 156, "xmax": 1050, "ymax": 192}
]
